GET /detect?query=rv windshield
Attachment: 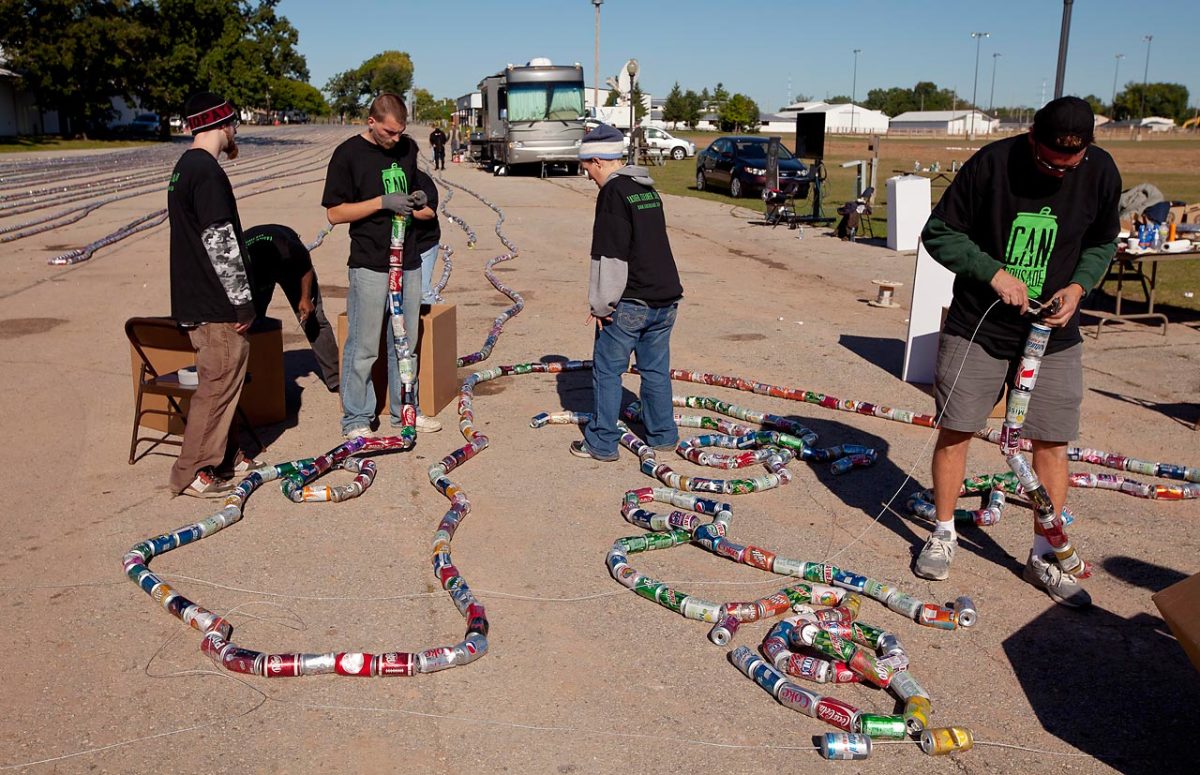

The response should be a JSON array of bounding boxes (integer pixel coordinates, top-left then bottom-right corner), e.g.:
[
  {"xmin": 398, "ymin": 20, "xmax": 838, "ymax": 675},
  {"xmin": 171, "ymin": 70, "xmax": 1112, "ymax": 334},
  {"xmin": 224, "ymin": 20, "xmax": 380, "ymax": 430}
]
[{"xmin": 507, "ymin": 82, "xmax": 585, "ymax": 121}]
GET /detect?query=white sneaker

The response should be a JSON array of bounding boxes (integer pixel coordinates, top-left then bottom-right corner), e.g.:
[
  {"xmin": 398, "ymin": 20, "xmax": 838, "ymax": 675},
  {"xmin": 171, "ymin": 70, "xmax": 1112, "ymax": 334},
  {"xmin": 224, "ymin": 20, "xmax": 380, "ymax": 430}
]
[
  {"xmin": 344, "ymin": 426, "xmax": 373, "ymax": 440},
  {"xmin": 415, "ymin": 415, "xmax": 443, "ymax": 433}
]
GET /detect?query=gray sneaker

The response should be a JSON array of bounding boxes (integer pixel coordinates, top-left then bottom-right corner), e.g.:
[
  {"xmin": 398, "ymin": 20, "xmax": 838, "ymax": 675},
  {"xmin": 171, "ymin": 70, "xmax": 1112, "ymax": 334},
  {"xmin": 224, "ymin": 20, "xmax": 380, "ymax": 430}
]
[
  {"xmin": 914, "ymin": 529, "xmax": 957, "ymax": 580},
  {"xmin": 1023, "ymin": 553, "xmax": 1092, "ymax": 609}
]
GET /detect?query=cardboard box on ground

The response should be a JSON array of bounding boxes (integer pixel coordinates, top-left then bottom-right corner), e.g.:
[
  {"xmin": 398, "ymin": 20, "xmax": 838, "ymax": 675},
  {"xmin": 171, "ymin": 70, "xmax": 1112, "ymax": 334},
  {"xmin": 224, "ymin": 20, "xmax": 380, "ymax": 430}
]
[{"xmin": 1153, "ymin": 571, "xmax": 1200, "ymax": 674}]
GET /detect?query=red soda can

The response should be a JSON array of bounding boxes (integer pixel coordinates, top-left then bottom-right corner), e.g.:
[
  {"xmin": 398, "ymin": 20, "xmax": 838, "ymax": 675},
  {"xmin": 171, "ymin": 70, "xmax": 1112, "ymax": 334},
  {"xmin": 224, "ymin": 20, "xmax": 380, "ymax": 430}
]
[
  {"xmin": 829, "ymin": 661, "xmax": 861, "ymax": 683},
  {"xmin": 377, "ymin": 651, "xmax": 416, "ymax": 676},
  {"xmin": 335, "ymin": 652, "xmax": 374, "ymax": 677},
  {"xmin": 999, "ymin": 422, "xmax": 1022, "ymax": 456},
  {"xmin": 265, "ymin": 653, "xmax": 303, "ymax": 678},
  {"xmin": 745, "ymin": 546, "xmax": 776, "ymax": 571},
  {"xmin": 815, "ymin": 697, "xmax": 858, "ymax": 731}
]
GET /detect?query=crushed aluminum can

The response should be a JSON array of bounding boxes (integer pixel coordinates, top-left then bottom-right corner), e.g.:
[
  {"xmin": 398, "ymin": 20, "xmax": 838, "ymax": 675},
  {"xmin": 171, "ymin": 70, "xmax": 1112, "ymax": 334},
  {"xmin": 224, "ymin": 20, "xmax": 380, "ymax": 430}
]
[{"xmin": 920, "ymin": 726, "xmax": 975, "ymax": 755}]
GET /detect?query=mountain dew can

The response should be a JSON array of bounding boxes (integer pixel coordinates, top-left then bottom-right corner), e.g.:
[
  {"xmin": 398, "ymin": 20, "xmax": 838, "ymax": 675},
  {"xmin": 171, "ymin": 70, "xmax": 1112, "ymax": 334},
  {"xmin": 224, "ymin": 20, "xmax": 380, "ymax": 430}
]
[{"xmin": 857, "ymin": 713, "xmax": 907, "ymax": 739}]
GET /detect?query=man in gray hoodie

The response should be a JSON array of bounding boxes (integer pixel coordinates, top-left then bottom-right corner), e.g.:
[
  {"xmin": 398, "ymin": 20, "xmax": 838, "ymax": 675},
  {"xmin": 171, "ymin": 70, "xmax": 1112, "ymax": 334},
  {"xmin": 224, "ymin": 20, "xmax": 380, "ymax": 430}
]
[{"xmin": 571, "ymin": 124, "xmax": 684, "ymax": 462}]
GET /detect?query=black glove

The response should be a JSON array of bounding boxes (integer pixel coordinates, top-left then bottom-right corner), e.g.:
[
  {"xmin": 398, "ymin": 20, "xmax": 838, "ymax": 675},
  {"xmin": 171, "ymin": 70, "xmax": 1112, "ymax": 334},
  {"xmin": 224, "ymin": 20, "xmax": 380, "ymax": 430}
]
[
  {"xmin": 382, "ymin": 193, "xmax": 414, "ymax": 217},
  {"xmin": 409, "ymin": 190, "xmax": 428, "ymax": 209}
]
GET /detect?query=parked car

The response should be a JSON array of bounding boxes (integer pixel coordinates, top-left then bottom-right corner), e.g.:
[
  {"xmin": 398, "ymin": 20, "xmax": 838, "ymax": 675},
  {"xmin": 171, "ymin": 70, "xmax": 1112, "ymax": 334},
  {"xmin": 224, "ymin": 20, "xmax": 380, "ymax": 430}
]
[
  {"xmin": 695, "ymin": 136, "xmax": 809, "ymax": 198},
  {"xmin": 128, "ymin": 113, "xmax": 161, "ymax": 138},
  {"xmin": 642, "ymin": 126, "xmax": 694, "ymax": 160}
]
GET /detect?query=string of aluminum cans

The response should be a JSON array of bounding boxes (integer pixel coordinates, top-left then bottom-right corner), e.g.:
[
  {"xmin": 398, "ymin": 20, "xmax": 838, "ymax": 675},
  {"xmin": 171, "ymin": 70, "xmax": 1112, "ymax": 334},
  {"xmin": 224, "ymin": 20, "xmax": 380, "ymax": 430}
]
[
  {"xmin": 121, "ymin": 430, "xmax": 488, "ymax": 677},
  {"xmin": 528, "ymin": 368, "xmax": 976, "ymax": 758},
  {"xmin": 425, "ymin": 171, "xmax": 524, "ymax": 367},
  {"xmin": 42, "ymin": 151, "xmax": 333, "ymax": 265}
]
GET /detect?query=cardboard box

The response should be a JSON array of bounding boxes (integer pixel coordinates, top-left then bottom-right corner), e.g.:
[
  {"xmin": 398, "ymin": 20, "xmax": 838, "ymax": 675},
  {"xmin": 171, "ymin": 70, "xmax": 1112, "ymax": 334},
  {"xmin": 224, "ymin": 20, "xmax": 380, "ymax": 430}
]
[
  {"xmin": 1182, "ymin": 203, "xmax": 1200, "ymax": 224},
  {"xmin": 130, "ymin": 317, "xmax": 286, "ymax": 434},
  {"xmin": 1166, "ymin": 204, "xmax": 1187, "ymax": 225},
  {"xmin": 1152, "ymin": 571, "xmax": 1200, "ymax": 674},
  {"xmin": 335, "ymin": 304, "xmax": 459, "ymax": 419}
]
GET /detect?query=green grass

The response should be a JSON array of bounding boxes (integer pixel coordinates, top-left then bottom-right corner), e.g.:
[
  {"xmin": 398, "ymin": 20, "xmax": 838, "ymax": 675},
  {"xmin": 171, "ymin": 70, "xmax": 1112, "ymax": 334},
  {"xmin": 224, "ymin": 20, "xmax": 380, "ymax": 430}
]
[
  {"xmin": 651, "ymin": 130, "xmax": 1200, "ymax": 312},
  {"xmin": 0, "ymin": 136, "xmax": 162, "ymax": 153}
]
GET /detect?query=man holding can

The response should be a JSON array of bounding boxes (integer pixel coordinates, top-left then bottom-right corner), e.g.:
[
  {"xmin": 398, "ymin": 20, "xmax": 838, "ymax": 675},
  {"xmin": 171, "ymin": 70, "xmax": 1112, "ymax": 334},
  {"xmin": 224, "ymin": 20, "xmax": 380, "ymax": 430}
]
[
  {"xmin": 913, "ymin": 97, "xmax": 1120, "ymax": 608},
  {"xmin": 571, "ymin": 123, "xmax": 683, "ymax": 462}
]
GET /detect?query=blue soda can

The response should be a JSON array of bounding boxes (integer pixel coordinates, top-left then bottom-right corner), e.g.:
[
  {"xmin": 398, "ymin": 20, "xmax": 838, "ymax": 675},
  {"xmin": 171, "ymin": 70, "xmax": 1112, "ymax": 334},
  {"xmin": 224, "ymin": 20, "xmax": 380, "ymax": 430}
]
[{"xmin": 819, "ymin": 732, "xmax": 871, "ymax": 760}]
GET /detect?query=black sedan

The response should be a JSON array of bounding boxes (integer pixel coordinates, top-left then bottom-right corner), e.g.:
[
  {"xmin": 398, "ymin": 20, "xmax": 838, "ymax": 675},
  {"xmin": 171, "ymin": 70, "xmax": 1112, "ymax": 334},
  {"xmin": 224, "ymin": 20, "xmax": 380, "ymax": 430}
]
[{"xmin": 695, "ymin": 136, "xmax": 809, "ymax": 198}]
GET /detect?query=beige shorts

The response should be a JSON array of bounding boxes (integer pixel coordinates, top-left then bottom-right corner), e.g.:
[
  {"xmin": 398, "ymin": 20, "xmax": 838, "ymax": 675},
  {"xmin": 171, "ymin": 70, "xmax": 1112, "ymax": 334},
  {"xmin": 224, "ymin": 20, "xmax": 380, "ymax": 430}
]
[{"xmin": 934, "ymin": 333, "xmax": 1082, "ymax": 442}]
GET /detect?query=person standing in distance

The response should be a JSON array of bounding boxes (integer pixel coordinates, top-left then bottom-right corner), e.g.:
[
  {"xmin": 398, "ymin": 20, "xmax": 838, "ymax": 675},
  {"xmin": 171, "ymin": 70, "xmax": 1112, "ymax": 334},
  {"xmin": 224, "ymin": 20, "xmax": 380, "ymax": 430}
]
[
  {"xmin": 571, "ymin": 124, "xmax": 683, "ymax": 462},
  {"xmin": 913, "ymin": 96, "xmax": 1120, "ymax": 608},
  {"xmin": 429, "ymin": 124, "xmax": 448, "ymax": 170},
  {"xmin": 166, "ymin": 91, "xmax": 258, "ymax": 498},
  {"xmin": 322, "ymin": 93, "xmax": 441, "ymax": 437}
]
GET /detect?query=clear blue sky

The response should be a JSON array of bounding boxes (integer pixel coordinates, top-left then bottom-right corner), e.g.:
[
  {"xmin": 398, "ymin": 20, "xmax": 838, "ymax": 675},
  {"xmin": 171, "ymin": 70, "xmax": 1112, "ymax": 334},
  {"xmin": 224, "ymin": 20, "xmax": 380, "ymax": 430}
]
[{"xmin": 278, "ymin": 0, "xmax": 1198, "ymax": 113}]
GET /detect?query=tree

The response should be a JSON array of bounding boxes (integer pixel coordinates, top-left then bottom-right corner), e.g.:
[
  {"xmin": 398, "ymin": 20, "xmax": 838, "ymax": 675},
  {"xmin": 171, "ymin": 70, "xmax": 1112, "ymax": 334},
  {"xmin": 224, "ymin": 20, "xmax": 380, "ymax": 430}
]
[
  {"xmin": 682, "ymin": 89, "xmax": 703, "ymax": 129},
  {"xmin": 661, "ymin": 82, "xmax": 687, "ymax": 128},
  {"xmin": 325, "ymin": 70, "xmax": 363, "ymax": 119},
  {"xmin": 1114, "ymin": 82, "xmax": 1189, "ymax": 121},
  {"xmin": 412, "ymin": 88, "xmax": 451, "ymax": 124},
  {"xmin": 270, "ymin": 77, "xmax": 328, "ymax": 116},
  {"xmin": 0, "ymin": 0, "xmax": 147, "ymax": 135},
  {"xmin": 720, "ymin": 93, "xmax": 759, "ymax": 133},
  {"xmin": 135, "ymin": 0, "xmax": 309, "ymax": 123},
  {"xmin": 827, "ymin": 95, "xmax": 851, "ymax": 104},
  {"xmin": 604, "ymin": 86, "xmax": 620, "ymax": 107},
  {"xmin": 360, "ymin": 50, "xmax": 413, "ymax": 98},
  {"xmin": 631, "ymin": 83, "xmax": 647, "ymax": 123},
  {"xmin": 709, "ymin": 82, "xmax": 729, "ymax": 113}
]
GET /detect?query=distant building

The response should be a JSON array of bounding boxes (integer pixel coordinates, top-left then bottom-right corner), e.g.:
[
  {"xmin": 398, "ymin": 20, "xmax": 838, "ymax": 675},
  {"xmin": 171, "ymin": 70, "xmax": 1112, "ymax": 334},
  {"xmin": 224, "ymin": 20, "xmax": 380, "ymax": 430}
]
[
  {"xmin": 890, "ymin": 110, "xmax": 998, "ymax": 135},
  {"xmin": 455, "ymin": 91, "xmax": 482, "ymax": 129},
  {"xmin": 1104, "ymin": 116, "xmax": 1176, "ymax": 132},
  {"xmin": 791, "ymin": 102, "xmax": 889, "ymax": 134},
  {"xmin": 0, "ymin": 61, "xmax": 60, "ymax": 136}
]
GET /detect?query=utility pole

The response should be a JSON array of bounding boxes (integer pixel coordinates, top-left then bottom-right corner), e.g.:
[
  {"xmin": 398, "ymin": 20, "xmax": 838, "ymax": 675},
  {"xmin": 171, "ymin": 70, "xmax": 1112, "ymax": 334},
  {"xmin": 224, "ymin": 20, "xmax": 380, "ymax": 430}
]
[
  {"xmin": 1140, "ymin": 34, "xmax": 1153, "ymax": 119},
  {"xmin": 592, "ymin": 1, "xmax": 602, "ymax": 116},
  {"xmin": 1111, "ymin": 53, "xmax": 1125, "ymax": 116},
  {"xmin": 989, "ymin": 52, "xmax": 1001, "ymax": 113},
  {"xmin": 850, "ymin": 48, "xmax": 861, "ymax": 134},
  {"xmin": 969, "ymin": 32, "xmax": 989, "ymax": 139},
  {"xmin": 1053, "ymin": 0, "xmax": 1073, "ymax": 99}
]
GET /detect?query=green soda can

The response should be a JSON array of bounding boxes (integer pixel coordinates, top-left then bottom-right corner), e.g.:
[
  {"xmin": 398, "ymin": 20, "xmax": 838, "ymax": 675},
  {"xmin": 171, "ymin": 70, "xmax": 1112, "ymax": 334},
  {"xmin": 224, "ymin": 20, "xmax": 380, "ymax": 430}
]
[{"xmin": 856, "ymin": 713, "xmax": 908, "ymax": 739}]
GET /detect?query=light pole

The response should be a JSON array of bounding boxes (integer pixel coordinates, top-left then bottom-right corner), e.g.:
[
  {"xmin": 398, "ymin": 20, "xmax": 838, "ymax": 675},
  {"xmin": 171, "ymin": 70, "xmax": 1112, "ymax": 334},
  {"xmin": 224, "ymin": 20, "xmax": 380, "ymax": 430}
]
[
  {"xmin": 1140, "ymin": 34, "xmax": 1153, "ymax": 119},
  {"xmin": 1111, "ymin": 53, "xmax": 1125, "ymax": 116},
  {"xmin": 850, "ymin": 48, "xmax": 861, "ymax": 134},
  {"xmin": 988, "ymin": 52, "xmax": 1001, "ymax": 113},
  {"xmin": 592, "ymin": 0, "xmax": 602, "ymax": 116},
  {"xmin": 627, "ymin": 59, "xmax": 638, "ymax": 163},
  {"xmin": 969, "ymin": 31, "xmax": 990, "ymax": 139}
]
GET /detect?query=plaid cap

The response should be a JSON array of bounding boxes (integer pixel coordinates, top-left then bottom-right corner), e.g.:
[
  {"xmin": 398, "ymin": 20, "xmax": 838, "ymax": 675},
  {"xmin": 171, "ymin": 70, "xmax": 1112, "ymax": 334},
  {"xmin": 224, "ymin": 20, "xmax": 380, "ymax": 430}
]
[
  {"xmin": 184, "ymin": 91, "xmax": 236, "ymax": 133},
  {"xmin": 1032, "ymin": 96, "xmax": 1095, "ymax": 153}
]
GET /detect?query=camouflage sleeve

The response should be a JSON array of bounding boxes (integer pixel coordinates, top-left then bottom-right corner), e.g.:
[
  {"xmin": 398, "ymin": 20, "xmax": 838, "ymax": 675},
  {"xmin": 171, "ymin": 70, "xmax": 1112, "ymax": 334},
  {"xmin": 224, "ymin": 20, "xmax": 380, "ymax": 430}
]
[{"xmin": 201, "ymin": 221, "xmax": 255, "ymax": 324}]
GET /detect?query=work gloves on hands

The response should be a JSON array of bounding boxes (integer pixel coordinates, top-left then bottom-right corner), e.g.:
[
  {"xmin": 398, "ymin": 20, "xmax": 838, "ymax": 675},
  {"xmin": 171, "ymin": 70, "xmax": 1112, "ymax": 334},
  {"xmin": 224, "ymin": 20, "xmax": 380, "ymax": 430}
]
[{"xmin": 381, "ymin": 191, "xmax": 427, "ymax": 217}]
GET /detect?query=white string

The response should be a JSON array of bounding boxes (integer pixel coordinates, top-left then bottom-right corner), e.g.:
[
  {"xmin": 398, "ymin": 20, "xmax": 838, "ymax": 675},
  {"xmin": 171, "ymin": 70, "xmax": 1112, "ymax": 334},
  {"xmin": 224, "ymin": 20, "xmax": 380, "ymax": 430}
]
[{"xmin": 822, "ymin": 297, "xmax": 1004, "ymax": 563}]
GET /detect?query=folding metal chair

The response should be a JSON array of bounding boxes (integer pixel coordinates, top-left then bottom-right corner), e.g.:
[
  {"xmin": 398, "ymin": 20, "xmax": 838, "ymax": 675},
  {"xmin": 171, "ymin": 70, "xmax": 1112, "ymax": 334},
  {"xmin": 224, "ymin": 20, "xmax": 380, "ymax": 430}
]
[{"xmin": 126, "ymin": 316, "xmax": 261, "ymax": 464}]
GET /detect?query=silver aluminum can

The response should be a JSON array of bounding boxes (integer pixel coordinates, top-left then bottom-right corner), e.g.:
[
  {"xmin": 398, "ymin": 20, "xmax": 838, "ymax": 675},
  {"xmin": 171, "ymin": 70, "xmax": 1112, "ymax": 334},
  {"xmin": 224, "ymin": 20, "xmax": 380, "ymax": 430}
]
[{"xmin": 952, "ymin": 596, "xmax": 978, "ymax": 627}]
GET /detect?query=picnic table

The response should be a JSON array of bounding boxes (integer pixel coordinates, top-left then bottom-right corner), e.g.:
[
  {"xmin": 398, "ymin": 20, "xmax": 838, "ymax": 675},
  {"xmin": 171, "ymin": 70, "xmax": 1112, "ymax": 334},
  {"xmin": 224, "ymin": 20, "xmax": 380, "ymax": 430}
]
[{"xmin": 1081, "ymin": 246, "xmax": 1200, "ymax": 337}]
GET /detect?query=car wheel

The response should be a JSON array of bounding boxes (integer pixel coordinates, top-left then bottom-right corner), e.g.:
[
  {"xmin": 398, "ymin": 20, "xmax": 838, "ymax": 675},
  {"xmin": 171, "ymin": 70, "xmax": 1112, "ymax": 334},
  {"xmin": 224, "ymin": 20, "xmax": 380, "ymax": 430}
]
[
  {"xmin": 671, "ymin": 146, "xmax": 686, "ymax": 161},
  {"xmin": 696, "ymin": 170, "xmax": 707, "ymax": 191},
  {"xmin": 730, "ymin": 176, "xmax": 743, "ymax": 198}
]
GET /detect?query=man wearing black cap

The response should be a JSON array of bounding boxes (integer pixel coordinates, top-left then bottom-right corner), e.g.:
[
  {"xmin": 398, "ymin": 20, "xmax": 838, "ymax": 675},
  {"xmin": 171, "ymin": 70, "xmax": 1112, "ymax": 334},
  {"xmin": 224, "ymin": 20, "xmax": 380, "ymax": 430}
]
[
  {"xmin": 912, "ymin": 97, "xmax": 1120, "ymax": 608},
  {"xmin": 165, "ymin": 91, "xmax": 257, "ymax": 498}
]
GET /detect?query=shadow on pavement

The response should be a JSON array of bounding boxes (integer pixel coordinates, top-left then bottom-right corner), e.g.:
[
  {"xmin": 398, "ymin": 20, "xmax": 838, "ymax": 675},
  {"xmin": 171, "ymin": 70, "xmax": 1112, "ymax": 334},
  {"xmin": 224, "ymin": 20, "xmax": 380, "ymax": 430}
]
[
  {"xmin": 838, "ymin": 334, "xmax": 906, "ymax": 379},
  {"xmin": 1090, "ymin": 387, "xmax": 1199, "ymax": 430},
  {"xmin": 1001, "ymin": 559, "xmax": 1200, "ymax": 773}
]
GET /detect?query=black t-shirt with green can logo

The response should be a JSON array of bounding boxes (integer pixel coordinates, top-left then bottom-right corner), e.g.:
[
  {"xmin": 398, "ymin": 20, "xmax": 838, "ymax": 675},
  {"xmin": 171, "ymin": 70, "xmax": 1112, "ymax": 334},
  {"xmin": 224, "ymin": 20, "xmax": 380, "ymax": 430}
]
[
  {"xmin": 933, "ymin": 135, "xmax": 1120, "ymax": 357},
  {"xmin": 590, "ymin": 174, "xmax": 683, "ymax": 306},
  {"xmin": 321, "ymin": 133, "xmax": 420, "ymax": 271}
]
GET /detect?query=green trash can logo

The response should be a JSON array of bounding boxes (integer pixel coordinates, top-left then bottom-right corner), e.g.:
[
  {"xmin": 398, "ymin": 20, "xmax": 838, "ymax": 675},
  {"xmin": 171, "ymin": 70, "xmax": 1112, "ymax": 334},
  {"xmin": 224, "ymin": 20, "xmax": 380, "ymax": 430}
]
[
  {"xmin": 381, "ymin": 163, "xmax": 410, "ymax": 242},
  {"xmin": 1003, "ymin": 206, "xmax": 1057, "ymax": 298}
]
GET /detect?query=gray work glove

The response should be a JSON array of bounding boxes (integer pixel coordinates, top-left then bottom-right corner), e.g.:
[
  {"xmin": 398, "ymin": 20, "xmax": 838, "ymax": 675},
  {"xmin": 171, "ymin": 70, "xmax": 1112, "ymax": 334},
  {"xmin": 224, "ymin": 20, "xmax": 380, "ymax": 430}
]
[
  {"xmin": 409, "ymin": 190, "xmax": 428, "ymax": 209},
  {"xmin": 382, "ymin": 193, "xmax": 414, "ymax": 217}
]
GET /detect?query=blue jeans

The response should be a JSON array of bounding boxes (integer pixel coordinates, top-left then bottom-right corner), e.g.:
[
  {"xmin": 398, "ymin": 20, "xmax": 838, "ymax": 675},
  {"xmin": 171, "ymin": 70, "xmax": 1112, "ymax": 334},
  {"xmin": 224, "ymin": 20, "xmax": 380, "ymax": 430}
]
[
  {"xmin": 420, "ymin": 244, "xmax": 439, "ymax": 304},
  {"xmin": 341, "ymin": 266, "xmax": 423, "ymax": 434},
  {"xmin": 584, "ymin": 301, "xmax": 679, "ymax": 458}
]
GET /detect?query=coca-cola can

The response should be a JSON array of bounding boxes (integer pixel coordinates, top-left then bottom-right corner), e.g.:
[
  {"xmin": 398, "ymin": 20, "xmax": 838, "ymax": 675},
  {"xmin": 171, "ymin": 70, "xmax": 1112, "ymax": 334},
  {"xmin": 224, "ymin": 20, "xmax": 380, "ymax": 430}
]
[
  {"xmin": 815, "ymin": 697, "xmax": 858, "ymax": 731},
  {"xmin": 776, "ymin": 682, "xmax": 820, "ymax": 716}
]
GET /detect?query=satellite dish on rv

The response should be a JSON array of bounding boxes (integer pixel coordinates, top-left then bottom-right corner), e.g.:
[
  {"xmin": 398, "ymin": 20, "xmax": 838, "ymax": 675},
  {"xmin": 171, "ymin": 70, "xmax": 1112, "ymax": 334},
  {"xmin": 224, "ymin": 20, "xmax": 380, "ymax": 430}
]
[
  {"xmin": 616, "ymin": 60, "xmax": 637, "ymax": 101},
  {"xmin": 527, "ymin": 57, "xmax": 553, "ymax": 67}
]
